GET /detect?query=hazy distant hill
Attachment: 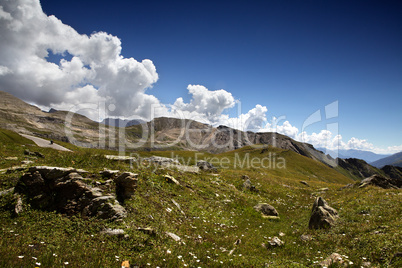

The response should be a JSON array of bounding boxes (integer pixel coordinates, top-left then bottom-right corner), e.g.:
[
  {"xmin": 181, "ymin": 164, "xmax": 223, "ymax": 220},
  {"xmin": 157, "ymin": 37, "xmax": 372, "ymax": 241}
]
[
  {"xmin": 317, "ymin": 148, "xmax": 390, "ymax": 163},
  {"xmin": 371, "ymin": 151, "xmax": 402, "ymax": 168},
  {"xmin": 101, "ymin": 118, "xmax": 145, "ymax": 127}
]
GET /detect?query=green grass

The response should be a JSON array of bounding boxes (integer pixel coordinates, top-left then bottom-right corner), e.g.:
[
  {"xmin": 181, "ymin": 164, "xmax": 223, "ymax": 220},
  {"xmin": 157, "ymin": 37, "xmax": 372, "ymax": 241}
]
[{"xmin": 0, "ymin": 129, "xmax": 401, "ymax": 267}]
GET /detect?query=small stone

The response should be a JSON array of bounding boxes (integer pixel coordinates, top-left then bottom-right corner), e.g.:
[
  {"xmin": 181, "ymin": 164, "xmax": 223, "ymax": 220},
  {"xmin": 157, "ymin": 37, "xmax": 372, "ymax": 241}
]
[
  {"xmin": 319, "ymin": 253, "xmax": 344, "ymax": 267},
  {"xmin": 166, "ymin": 232, "xmax": 181, "ymax": 241},
  {"xmin": 163, "ymin": 175, "xmax": 180, "ymax": 185},
  {"xmin": 300, "ymin": 181, "xmax": 309, "ymax": 186},
  {"xmin": 266, "ymin": 237, "xmax": 283, "ymax": 247},
  {"xmin": 137, "ymin": 227, "xmax": 156, "ymax": 236},
  {"xmin": 300, "ymin": 234, "xmax": 313, "ymax": 242}
]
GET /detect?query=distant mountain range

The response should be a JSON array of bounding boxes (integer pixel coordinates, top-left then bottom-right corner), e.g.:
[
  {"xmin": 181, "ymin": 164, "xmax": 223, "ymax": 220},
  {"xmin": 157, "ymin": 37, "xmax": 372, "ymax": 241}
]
[
  {"xmin": 317, "ymin": 148, "xmax": 390, "ymax": 163},
  {"xmin": 371, "ymin": 151, "xmax": 402, "ymax": 168},
  {"xmin": 101, "ymin": 118, "xmax": 145, "ymax": 127}
]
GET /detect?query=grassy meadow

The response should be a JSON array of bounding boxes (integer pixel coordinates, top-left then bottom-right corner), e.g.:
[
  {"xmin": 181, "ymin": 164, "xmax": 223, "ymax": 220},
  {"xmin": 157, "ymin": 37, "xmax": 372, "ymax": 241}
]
[{"xmin": 0, "ymin": 128, "xmax": 401, "ymax": 267}]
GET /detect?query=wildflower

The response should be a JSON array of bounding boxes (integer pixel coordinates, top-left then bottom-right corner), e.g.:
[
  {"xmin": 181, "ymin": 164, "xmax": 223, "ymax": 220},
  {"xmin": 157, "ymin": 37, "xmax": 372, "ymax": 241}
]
[
  {"xmin": 52, "ymin": 253, "xmax": 57, "ymax": 257},
  {"xmin": 167, "ymin": 249, "xmax": 171, "ymax": 254},
  {"xmin": 178, "ymin": 255, "xmax": 182, "ymax": 259},
  {"xmin": 32, "ymin": 257, "xmax": 37, "ymax": 260},
  {"xmin": 18, "ymin": 256, "xmax": 24, "ymax": 259},
  {"xmin": 35, "ymin": 262, "xmax": 41, "ymax": 266},
  {"xmin": 64, "ymin": 262, "xmax": 69, "ymax": 265},
  {"xmin": 29, "ymin": 244, "xmax": 34, "ymax": 247}
]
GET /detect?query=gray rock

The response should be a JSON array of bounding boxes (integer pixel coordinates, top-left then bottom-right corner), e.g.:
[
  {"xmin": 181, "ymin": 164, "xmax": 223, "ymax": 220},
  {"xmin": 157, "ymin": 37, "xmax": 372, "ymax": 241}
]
[
  {"xmin": 254, "ymin": 203, "xmax": 279, "ymax": 217},
  {"xmin": 309, "ymin": 197, "xmax": 338, "ymax": 229},
  {"xmin": 319, "ymin": 253, "xmax": 345, "ymax": 267},
  {"xmin": 101, "ymin": 228, "xmax": 125, "ymax": 237},
  {"xmin": 14, "ymin": 195, "xmax": 23, "ymax": 215},
  {"xmin": 266, "ymin": 236, "xmax": 284, "ymax": 247},
  {"xmin": 197, "ymin": 160, "xmax": 216, "ymax": 171},
  {"xmin": 166, "ymin": 232, "xmax": 181, "ymax": 241},
  {"xmin": 146, "ymin": 156, "xmax": 180, "ymax": 166}
]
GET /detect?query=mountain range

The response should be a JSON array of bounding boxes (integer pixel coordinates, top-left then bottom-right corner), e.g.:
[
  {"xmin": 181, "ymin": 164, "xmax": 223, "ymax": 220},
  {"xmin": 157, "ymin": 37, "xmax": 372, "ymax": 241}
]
[
  {"xmin": 317, "ymin": 147, "xmax": 390, "ymax": 163},
  {"xmin": 371, "ymin": 151, "xmax": 402, "ymax": 168},
  {"xmin": 0, "ymin": 90, "xmax": 401, "ymax": 183}
]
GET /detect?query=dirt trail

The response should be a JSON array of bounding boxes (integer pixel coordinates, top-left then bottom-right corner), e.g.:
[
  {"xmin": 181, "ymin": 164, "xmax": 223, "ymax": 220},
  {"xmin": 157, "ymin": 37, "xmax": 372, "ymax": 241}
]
[{"xmin": 20, "ymin": 134, "xmax": 72, "ymax": 152}]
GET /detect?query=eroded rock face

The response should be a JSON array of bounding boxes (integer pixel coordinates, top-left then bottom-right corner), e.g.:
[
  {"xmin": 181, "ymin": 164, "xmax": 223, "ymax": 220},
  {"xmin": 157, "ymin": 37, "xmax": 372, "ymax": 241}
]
[
  {"xmin": 309, "ymin": 197, "xmax": 338, "ymax": 229},
  {"xmin": 15, "ymin": 166, "xmax": 126, "ymax": 220}
]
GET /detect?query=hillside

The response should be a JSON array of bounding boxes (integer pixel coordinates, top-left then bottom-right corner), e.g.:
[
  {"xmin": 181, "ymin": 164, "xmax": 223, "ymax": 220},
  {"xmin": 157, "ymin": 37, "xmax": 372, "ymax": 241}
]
[
  {"xmin": 0, "ymin": 129, "xmax": 401, "ymax": 267},
  {"xmin": 371, "ymin": 151, "xmax": 402, "ymax": 168}
]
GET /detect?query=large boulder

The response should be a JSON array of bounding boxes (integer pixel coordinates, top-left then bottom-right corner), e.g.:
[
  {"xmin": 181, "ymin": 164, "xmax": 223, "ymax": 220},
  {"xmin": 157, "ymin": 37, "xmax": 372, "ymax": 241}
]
[
  {"xmin": 14, "ymin": 166, "xmax": 126, "ymax": 220},
  {"xmin": 309, "ymin": 197, "xmax": 338, "ymax": 229}
]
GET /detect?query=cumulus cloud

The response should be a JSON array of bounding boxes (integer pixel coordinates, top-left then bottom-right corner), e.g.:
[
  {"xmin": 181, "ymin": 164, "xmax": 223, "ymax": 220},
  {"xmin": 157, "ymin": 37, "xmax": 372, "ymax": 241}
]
[{"xmin": 0, "ymin": 0, "xmax": 164, "ymax": 120}]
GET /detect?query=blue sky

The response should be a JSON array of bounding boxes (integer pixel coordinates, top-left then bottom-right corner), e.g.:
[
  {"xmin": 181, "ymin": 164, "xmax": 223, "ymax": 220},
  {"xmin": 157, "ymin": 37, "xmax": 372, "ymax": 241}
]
[{"xmin": 1, "ymin": 0, "xmax": 401, "ymax": 153}]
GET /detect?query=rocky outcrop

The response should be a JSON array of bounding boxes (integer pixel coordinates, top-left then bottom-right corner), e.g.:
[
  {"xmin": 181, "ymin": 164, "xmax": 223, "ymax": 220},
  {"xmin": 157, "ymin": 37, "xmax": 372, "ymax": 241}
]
[
  {"xmin": 309, "ymin": 197, "xmax": 338, "ymax": 229},
  {"xmin": 359, "ymin": 174, "xmax": 400, "ymax": 189},
  {"xmin": 14, "ymin": 166, "xmax": 126, "ymax": 220}
]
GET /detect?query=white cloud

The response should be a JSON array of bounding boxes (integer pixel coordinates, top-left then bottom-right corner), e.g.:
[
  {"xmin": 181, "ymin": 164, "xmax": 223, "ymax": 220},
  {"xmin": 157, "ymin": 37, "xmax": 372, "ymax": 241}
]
[
  {"xmin": 173, "ymin": 85, "xmax": 235, "ymax": 121},
  {"xmin": 0, "ymin": 0, "xmax": 163, "ymax": 121}
]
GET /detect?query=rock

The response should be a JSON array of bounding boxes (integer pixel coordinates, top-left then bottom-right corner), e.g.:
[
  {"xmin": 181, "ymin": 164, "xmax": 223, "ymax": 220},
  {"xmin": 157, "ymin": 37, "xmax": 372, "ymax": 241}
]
[
  {"xmin": 339, "ymin": 183, "xmax": 354, "ymax": 190},
  {"xmin": 166, "ymin": 232, "xmax": 181, "ymax": 241},
  {"xmin": 266, "ymin": 236, "xmax": 284, "ymax": 247},
  {"xmin": 137, "ymin": 227, "xmax": 156, "ymax": 236},
  {"xmin": 163, "ymin": 174, "xmax": 180, "ymax": 185},
  {"xmin": 24, "ymin": 150, "xmax": 44, "ymax": 158},
  {"xmin": 318, "ymin": 187, "xmax": 329, "ymax": 191},
  {"xmin": 115, "ymin": 172, "xmax": 138, "ymax": 202},
  {"xmin": 243, "ymin": 177, "xmax": 258, "ymax": 192},
  {"xmin": 14, "ymin": 195, "xmax": 23, "ymax": 215},
  {"xmin": 101, "ymin": 228, "xmax": 125, "ymax": 237},
  {"xmin": 21, "ymin": 160, "xmax": 34, "ymax": 165},
  {"xmin": 146, "ymin": 156, "xmax": 180, "ymax": 166},
  {"xmin": 254, "ymin": 203, "xmax": 279, "ymax": 217},
  {"xmin": 309, "ymin": 197, "xmax": 338, "ymax": 229},
  {"xmin": 197, "ymin": 160, "xmax": 216, "ymax": 171},
  {"xmin": 100, "ymin": 169, "xmax": 119, "ymax": 178},
  {"xmin": 300, "ymin": 181, "xmax": 309, "ymax": 186},
  {"xmin": 319, "ymin": 253, "xmax": 345, "ymax": 267},
  {"xmin": 85, "ymin": 196, "xmax": 127, "ymax": 220},
  {"xmin": 105, "ymin": 155, "xmax": 136, "ymax": 162},
  {"xmin": 5, "ymin": 157, "xmax": 18, "ymax": 161},
  {"xmin": 14, "ymin": 166, "xmax": 126, "ymax": 220},
  {"xmin": 300, "ymin": 234, "xmax": 313, "ymax": 242},
  {"xmin": 0, "ymin": 187, "xmax": 14, "ymax": 197},
  {"xmin": 359, "ymin": 174, "xmax": 400, "ymax": 189}
]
